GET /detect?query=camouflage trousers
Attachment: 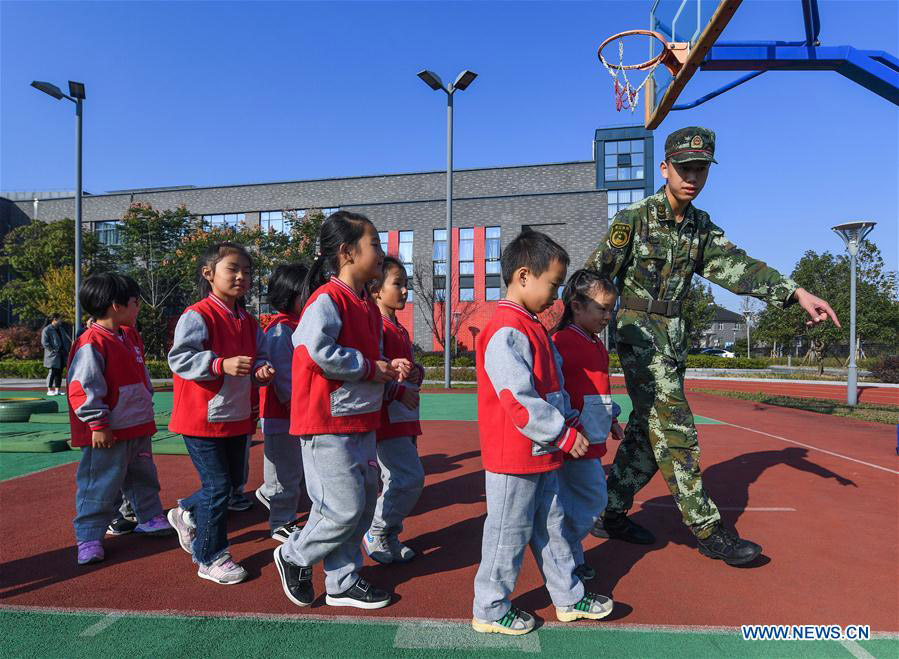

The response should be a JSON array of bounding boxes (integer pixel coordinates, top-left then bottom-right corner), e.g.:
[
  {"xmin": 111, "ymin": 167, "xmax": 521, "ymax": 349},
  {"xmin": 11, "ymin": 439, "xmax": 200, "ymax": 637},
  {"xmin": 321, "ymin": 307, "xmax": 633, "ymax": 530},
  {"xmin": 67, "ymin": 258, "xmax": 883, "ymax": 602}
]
[{"xmin": 605, "ymin": 342, "xmax": 720, "ymax": 539}]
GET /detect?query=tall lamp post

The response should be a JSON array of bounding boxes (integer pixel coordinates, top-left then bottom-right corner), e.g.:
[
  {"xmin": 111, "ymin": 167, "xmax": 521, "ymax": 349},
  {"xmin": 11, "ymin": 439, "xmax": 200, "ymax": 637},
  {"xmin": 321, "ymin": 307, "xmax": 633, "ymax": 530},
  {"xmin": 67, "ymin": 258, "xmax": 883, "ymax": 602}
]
[
  {"xmin": 832, "ymin": 221, "xmax": 876, "ymax": 406},
  {"xmin": 417, "ymin": 69, "xmax": 477, "ymax": 389},
  {"xmin": 31, "ymin": 80, "xmax": 87, "ymax": 335}
]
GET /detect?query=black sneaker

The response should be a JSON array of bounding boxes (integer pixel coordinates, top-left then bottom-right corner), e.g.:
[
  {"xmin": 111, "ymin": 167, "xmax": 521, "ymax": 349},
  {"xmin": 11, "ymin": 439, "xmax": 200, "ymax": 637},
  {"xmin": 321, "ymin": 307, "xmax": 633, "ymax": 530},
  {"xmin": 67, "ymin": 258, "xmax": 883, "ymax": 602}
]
[
  {"xmin": 574, "ymin": 563, "xmax": 596, "ymax": 581},
  {"xmin": 106, "ymin": 517, "xmax": 138, "ymax": 536},
  {"xmin": 271, "ymin": 520, "xmax": 304, "ymax": 543},
  {"xmin": 325, "ymin": 578, "xmax": 391, "ymax": 609},
  {"xmin": 121, "ymin": 500, "xmax": 137, "ymax": 523},
  {"xmin": 273, "ymin": 545, "xmax": 314, "ymax": 606},
  {"xmin": 697, "ymin": 527, "xmax": 762, "ymax": 566},
  {"xmin": 591, "ymin": 511, "xmax": 655, "ymax": 545},
  {"xmin": 255, "ymin": 488, "xmax": 271, "ymax": 510},
  {"xmin": 227, "ymin": 492, "xmax": 253, "ymax": 512}
]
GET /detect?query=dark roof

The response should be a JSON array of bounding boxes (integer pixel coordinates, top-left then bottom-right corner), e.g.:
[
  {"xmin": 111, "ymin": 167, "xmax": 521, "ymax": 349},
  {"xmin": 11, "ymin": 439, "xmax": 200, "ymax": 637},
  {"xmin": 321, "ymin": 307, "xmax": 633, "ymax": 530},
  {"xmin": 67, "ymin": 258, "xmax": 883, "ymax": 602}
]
[{"xmin": 712, "ymin": 306, "xmax": 744, "ymax": 323}]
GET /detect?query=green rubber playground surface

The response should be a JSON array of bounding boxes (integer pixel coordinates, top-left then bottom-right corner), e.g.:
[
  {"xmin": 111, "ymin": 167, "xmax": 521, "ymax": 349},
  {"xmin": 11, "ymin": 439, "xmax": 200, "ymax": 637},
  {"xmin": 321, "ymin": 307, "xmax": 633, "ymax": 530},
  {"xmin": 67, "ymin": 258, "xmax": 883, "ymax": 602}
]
[{"xmin": 1, "ymin": 610, "xmax": 893, "ymax": 658}]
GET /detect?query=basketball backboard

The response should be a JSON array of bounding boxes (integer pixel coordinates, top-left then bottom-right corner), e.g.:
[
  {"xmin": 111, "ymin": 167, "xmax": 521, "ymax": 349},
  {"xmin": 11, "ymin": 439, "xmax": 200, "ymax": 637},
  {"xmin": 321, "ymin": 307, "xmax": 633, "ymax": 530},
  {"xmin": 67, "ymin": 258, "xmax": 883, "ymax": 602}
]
[{"xmin": 645, "ymin": 0, "xmax": 742, "ymax": 129}]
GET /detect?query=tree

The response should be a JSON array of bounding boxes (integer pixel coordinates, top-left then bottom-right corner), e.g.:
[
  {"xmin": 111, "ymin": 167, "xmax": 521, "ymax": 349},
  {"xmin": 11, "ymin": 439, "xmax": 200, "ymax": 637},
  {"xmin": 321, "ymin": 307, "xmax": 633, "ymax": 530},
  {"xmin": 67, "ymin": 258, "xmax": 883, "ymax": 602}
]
[
  {"xmin": 681, "ymin": 281, "xmax": 716, "ymax": 348},
  {"xmin": 753, "ymin": 241, "xmax": 899, "ymax": 370},
  {"xmin": 0, "ymin": 219, "xmax": 112, "ymax": 324},
  {"xmin": 34, "ymin": 267, "xmax": 77, "ymax": 326},
  {"xmin": 411, "ymin": 258, "xmax": 479, "ymax": 352}
]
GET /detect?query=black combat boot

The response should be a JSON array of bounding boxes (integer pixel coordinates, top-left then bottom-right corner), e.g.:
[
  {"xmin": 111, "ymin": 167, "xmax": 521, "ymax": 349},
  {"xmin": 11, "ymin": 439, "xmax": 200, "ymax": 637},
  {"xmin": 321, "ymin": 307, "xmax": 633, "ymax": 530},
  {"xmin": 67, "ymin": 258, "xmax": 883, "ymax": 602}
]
[
  {"xmin": 697, "ymin": 527, "xmax": 762, "ymax": 566},
  {"xmin": 590, "ymin": 511, "xmax": 655, "ymax": 545}
]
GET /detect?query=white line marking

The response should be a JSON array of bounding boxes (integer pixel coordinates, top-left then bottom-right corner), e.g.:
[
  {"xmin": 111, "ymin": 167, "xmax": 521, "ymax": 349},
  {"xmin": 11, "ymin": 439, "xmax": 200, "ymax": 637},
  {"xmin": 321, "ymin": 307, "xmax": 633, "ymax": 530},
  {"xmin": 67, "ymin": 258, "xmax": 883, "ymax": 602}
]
[
  {"xmin": 706, "ymin": 419, "xmax": 899, "ymax": 476},
  {"xmin": 394, "ymin": 620, "xmax": 541, "ymax": 652},
  {"xmin": 3, "ymin": 605, "xmax": 899, "ymax": 640},
  {"xmin": 636, "ymin": 501, "xmax": 796, "ymax": 512},
  {"xmin": 839, "ymin": 639, "xmax": 876, "ymax": 659},
  {"xmin": 79, "ymin": 613, "xmax": 122, "ymax": 637}
]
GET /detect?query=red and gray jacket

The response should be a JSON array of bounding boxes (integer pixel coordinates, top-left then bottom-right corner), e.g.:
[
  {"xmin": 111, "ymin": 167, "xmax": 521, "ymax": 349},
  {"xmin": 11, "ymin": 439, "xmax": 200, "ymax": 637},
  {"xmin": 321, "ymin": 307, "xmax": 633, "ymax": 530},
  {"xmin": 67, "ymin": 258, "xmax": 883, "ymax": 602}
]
[
  {"xmin": 67, "ymin": 323, "xmax": 156, "ymax": 447},
  {"xmin": 290, "ymin": 277, "xmax": 384, "ymax": 436},
  {"xmin": 476, "ymin": 300, "xmax": 584, "ymax": 474},
  {"xmin": 377, "ymin": 315, "xmax": 423, "ymax": 441},
  {"xmin": 552, "ymin": 324, "xmax": 621, "ymax": 460},
  {"xmin": 260, "ymin": 312, "xmax": 299, "ymax": 435},
  {"xmin": 168, "ymin": 294, "xmax": 270, "ymax": 438}
]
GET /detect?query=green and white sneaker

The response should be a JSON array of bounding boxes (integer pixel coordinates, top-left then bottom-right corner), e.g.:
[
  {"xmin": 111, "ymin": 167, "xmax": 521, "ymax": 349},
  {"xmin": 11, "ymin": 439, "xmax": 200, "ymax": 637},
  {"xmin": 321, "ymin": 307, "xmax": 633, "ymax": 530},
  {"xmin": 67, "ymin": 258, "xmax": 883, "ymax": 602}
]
[
  {"xmin": 472, "ymin": 607, "xmax": 535, "ymax": 636},
  {"xmin": 556, "ymin": 592, "xmax": 614, "ymax": 622}
]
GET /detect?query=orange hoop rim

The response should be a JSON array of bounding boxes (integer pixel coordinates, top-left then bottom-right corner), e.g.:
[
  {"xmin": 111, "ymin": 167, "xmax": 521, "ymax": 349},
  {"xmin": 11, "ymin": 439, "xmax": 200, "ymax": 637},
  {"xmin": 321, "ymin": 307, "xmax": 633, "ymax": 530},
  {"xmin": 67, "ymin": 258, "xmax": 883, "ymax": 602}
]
[{"xmin": 597, "ymin": 29, "xmax": 671, "ymax": 72}]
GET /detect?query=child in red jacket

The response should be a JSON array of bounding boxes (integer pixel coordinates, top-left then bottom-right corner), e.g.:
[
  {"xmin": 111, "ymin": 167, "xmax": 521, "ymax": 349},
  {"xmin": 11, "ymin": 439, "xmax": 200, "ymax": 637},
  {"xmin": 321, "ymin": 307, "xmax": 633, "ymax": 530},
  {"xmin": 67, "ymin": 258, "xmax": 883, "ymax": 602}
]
[
  {"xmin": 166, "ymin": 242, "xmax": 274, "ymax": 585},
  {"xmin": 257, "ymin": 263, "xmax": 308, "ymax": 542},
  {"xmin": 274, "ymin": 212, "xmax": 411, "ymax": 611},
  {"xmin": 363, "ymin": 256, "xmax": 425, "ymax": 565},
  {"xmin": 551, "ymin": 270, "xmax": 624, "ymax": 582},
  {"xmin": 472, "ymin": 231, "xmax": 613, "ymax": 637},
  {"xmin": 68, "ymin": 273, "xmax": 173, "ymax": 566}
]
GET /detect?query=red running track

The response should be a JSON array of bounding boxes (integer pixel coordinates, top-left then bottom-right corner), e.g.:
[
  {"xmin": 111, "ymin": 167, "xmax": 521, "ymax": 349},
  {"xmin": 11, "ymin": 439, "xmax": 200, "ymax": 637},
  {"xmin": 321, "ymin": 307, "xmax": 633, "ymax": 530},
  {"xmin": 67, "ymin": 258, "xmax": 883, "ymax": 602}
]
[{"xmin": 1, "ymin": 393, "xmax": 896, "ymax": 630}]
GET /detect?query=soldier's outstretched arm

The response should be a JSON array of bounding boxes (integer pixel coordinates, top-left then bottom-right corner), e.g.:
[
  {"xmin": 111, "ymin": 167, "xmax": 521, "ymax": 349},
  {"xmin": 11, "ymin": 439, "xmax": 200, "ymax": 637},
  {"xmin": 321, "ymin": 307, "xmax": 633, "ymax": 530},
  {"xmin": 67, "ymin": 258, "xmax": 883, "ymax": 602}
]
[{"xmin": 585, "ymin": 210, "xmax": 637, "ymax": 278}]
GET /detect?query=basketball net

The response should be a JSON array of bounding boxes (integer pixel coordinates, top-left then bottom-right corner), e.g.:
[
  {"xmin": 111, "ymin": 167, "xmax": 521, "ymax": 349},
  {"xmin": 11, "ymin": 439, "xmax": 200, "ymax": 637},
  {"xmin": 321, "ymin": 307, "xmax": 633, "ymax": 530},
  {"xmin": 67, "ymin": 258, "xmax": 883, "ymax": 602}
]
[
  {"xmin": 598, "ymin": 30, "xmax": 683, "ymax": 114},
  {"xmin": 602, "ymin": 39, "xmax": 662, "ymax": 113}
]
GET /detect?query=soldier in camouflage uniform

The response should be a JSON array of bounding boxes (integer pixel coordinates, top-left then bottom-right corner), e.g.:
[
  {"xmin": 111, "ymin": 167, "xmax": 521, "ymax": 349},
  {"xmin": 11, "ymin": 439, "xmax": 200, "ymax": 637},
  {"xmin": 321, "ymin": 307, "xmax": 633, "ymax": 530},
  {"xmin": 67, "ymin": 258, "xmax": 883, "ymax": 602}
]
[{"xmin": 586, "ymin": 127, "xmax": 839, "ymax": 566}]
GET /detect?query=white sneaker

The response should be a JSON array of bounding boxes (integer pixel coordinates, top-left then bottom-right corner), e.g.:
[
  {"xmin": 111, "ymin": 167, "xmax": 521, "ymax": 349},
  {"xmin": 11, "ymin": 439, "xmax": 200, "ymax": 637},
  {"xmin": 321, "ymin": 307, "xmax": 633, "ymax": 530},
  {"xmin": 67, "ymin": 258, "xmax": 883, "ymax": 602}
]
[
  {"xmin": 167, "ymin": 507, "xmax": 195, "ymax": 554},
  {"xmin": 197, "ymin": 552, "xmax": 247, "ymax": 585}
]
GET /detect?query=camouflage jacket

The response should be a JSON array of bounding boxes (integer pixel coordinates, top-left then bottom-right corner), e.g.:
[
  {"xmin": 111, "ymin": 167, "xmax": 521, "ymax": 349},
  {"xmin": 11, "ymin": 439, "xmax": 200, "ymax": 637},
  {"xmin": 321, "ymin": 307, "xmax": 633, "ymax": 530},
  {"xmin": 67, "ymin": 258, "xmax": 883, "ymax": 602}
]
[{"xmin": 587, "ymin": 187, "xmax": 798, "ymax": 361}]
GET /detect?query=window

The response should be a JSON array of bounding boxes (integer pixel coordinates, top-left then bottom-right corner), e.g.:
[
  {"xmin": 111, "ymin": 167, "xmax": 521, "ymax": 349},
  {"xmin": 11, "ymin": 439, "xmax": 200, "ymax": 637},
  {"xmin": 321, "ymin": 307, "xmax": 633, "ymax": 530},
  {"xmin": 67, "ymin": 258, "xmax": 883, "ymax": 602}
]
[
  {"xmin": 604, "ymin": 139, "xmax": 645, "ymax": 182},
  {"xmin": 607, "ymin": 188, "xmax": 646, "ymax": 219},
  {"xmin": 322, "ymin": 207, "xmax": 339, "ymax": 217},
  {"xmin": 433, "ymin": 229, "xmax": 447, "ymax": 300},
  {"xmin": 485, "ymin": 226, "xmax": 501, "ymax": 300},
  {"xmin": 95, "ymin": 220, "xmax": 121, "ymax": 246},
  {"xmin": 203, "ymin": 213, "xmax": 245, "ymax": 229},
  {"xmin": 735, "ymin": 323, "xmax": 742, "ymax": 331},
  {"xmin": 261, "ymin": 211, "xmax": 287, "ymax": 234},
  {"xmin": 378, "ymin": 231, "xmax": 388, "ymax": 249},
  {"xmin": 399, "ymin": 231, "xmax": 414, "ymax": 302},
  {"xmin": 459, "ymin": 228, "xmax": 474, "ymax": 301}
]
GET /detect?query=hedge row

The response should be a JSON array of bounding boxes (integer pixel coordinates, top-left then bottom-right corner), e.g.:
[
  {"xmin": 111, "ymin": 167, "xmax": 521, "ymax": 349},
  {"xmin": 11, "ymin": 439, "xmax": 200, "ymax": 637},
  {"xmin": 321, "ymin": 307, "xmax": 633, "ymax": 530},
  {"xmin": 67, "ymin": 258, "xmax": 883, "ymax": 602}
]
[
  {"xmin": 0, "ymin": 360, "xmax": 172, "ymax": 379},
  {"xmin": 421, "ymin": 354, "xmax": 769, "ymax": 370}
]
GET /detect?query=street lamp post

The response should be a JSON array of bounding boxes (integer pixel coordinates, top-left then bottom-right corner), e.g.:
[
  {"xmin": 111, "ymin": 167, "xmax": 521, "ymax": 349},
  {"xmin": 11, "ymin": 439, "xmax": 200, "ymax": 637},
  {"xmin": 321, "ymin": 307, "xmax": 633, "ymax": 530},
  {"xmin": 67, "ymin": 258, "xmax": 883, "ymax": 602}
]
[
  {"xmin": 831, "ymin": 221, "xmax": 877, "ymax": 406},
  {"xmin": 31, "ymin": 80, "xmax": 87, "ymax": 335},
  {"xmin": 417, "ymin": 69, "xmax": 477, "ymax": 389}
]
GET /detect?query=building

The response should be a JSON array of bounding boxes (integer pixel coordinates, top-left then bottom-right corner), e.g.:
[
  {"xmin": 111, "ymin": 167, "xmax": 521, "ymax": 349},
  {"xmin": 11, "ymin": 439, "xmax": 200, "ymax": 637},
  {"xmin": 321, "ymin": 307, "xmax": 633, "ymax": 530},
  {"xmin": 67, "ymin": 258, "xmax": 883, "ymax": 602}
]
[
  {"xmin": 702, "ymin": 305, "xmax": 747, "ymax": 349},
  {"xmin": 6, "ymin": 126, "xmax": 654, "ymax": 346}
]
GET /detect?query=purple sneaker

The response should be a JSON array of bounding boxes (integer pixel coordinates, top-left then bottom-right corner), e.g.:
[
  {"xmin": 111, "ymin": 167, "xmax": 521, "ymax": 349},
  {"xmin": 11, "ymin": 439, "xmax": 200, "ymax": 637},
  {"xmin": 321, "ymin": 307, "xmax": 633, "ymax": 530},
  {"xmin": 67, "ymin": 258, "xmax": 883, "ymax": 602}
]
[
  {"xmin": 134, "ymin": 514, "xmax": 175, "ymax": 537},
  {"xmin": 77, "ymin": 540, "xmax": 105, "ymax": 565}
]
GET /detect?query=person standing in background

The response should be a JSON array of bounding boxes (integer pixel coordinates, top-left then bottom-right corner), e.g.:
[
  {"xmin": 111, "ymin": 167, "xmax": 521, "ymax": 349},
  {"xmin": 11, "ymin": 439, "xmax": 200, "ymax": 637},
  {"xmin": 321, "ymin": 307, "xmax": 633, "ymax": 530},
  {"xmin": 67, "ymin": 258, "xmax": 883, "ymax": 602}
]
[{"xmin": 42, "ymin": 314, "xmax": 70, "ymax": 396}]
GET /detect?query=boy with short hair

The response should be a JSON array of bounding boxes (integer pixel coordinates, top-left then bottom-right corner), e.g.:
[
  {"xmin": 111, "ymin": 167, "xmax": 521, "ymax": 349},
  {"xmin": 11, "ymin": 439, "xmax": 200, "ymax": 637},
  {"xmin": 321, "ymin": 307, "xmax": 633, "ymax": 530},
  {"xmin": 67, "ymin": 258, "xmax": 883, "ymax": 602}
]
[
  {"xmin": 68, "ymin": 272, "xmax": 172, "ymax": 565},
  {"xmin": 471, "ymin": 230, "xmax": 614, "ymax": 636}
]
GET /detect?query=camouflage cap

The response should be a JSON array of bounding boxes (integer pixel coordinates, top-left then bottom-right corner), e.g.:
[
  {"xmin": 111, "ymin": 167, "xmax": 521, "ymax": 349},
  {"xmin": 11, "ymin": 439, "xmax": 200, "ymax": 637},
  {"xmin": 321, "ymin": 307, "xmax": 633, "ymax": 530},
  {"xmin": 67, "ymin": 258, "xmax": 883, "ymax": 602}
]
[{"xmin": 664, "ymin": 126, "xmax": 717, "ymax": 164}]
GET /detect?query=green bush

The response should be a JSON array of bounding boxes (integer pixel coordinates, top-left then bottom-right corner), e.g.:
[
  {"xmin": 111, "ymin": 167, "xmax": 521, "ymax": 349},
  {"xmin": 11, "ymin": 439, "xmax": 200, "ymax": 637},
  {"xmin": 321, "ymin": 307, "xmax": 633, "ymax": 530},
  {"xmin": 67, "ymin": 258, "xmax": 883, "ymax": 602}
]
[
  {"xmin": 871, "ymin": 355, "xmax": 899, "ymax": 383},
  {"xmin": 146, "ymin": 360, "xmax": 172, "ymax": 378},
  {"xmin": 686, "ymin": 356, "xmax": 767, "ymax": 369},
  {"xmin": 0, "ymin": 359, "xmax": 173, "ymax": 379},
  {"xmin": 423, "ymin": 366, "xmax": 476, "ymax": 382}
]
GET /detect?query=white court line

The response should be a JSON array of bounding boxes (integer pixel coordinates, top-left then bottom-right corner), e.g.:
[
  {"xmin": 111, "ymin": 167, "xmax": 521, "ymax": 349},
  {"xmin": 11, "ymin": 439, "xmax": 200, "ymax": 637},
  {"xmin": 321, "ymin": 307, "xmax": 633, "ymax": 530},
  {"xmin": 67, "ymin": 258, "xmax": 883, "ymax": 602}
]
[
  {"xmin": 79, "ymin": 613, "xmax": 122, "ymax": 637},
  {"xmin": 706, "ymin": 418, "xmax": 899, "ymax": 476},
  {"xmin": 636, "ymin": 501, "xmax": 796, "ymax": 512},
  {"xmin": 839, "ymin": 639, "xmax": 876, "ymax": 659}
]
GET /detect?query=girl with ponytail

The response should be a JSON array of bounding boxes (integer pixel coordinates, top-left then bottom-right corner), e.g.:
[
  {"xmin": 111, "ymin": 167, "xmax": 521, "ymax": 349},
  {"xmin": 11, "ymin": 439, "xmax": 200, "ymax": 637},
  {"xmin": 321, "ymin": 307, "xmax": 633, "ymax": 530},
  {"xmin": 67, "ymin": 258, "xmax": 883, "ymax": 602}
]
[
  {"xmin": 274, "ymin": 211, "xmax": 411, "ymax": 611},
  {"xmin": 551, "ymin": 269, "xmax": 624, "ymax": 582}
]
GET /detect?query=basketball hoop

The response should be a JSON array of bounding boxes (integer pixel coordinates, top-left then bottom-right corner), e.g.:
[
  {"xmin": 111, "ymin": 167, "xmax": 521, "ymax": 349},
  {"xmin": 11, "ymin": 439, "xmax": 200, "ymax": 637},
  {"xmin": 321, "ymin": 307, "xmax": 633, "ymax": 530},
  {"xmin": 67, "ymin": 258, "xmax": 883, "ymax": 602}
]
[{"xmin": 598, "ymin": 30, "xmax": 687, "ymax": 113}]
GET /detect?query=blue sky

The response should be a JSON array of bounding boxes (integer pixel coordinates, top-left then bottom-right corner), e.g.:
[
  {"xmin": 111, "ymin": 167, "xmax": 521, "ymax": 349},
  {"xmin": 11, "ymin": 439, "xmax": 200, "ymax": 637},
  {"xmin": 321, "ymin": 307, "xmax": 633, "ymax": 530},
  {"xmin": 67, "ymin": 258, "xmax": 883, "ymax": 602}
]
[{"xmin": 2, "ymin": 0, "xmax": 897, "ymax": 312}]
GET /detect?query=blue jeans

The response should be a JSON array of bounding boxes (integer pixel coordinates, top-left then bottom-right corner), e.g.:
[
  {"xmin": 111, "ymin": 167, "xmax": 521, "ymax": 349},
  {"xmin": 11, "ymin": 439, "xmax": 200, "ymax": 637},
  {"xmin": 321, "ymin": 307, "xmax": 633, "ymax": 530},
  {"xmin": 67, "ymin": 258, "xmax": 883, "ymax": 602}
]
[
  {"xmin": 73, "ymin": 436, "xmax": 163, "ymax": 542},
  {"xmin": 181, "ymin": 435, "xmax": 248, "ymax": 565}
]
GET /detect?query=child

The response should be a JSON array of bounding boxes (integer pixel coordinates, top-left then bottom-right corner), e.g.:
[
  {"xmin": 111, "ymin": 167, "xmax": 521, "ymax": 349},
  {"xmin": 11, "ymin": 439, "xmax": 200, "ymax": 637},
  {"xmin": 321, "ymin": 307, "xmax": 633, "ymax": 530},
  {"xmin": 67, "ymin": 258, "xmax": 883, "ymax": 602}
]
[
  {"xmin": 551, "ymin": 269, "xmax": 624, "ymax": 581},
  {"xmin": 273, "ymin": 211, "xmax": 411, "ymax": 610},
  {"xmin": 257, "ymin": 262, "xmax": 309, "ymax": 541},
  {"xmin": 68, "ymin": 272, "xmax": 173, "ymax": 565},
  {"xmin": 362, "ymin": 256, "xmax": 425, "ymax": 564},
  {"xmin": 166, "ymin": 242, "xmax": 274, "ymax": 585},
  {"xmin": 472, "ymin": 230, "xmax": 613, "ymax": 636}
]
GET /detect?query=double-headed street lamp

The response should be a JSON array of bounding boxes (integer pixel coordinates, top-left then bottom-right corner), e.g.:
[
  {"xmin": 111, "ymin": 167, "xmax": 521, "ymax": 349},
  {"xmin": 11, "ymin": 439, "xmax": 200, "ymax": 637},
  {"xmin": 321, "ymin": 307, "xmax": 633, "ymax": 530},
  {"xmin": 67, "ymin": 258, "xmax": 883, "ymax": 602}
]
[
  {"xmin": 31, "ymin": 80, "xmax": 87, "ymax": 335},
  {"xmin": 831, "ymin": 221, "xmax": 876, "ymax": 406},
  {"xmin": 417, "ymin": 69, "xmax": 477, "ymax": 389}
]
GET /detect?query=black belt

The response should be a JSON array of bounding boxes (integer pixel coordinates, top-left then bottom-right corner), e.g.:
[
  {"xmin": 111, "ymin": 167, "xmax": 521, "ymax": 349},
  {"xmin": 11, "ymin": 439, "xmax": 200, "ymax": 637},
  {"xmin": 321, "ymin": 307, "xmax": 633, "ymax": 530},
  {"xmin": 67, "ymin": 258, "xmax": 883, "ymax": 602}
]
[{"xmin": 621, "ymin": 297, "xmax": 682, "ymax": 317}]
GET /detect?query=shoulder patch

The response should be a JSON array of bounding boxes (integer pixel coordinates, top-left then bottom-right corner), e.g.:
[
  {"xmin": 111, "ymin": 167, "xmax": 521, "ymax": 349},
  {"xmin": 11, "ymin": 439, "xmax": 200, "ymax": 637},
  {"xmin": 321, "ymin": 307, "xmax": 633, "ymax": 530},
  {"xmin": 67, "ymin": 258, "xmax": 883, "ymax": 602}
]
[{"xmin": 608, "ymin": 223, "xmax": 632, "ymax": 249}]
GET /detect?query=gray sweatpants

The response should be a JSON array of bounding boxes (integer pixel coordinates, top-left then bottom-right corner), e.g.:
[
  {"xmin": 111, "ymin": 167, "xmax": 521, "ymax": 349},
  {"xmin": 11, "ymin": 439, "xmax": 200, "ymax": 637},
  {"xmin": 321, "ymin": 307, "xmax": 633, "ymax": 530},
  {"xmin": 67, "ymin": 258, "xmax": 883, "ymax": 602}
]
[
  {"xmin": 369, "ymin": 436, "xmax": 424, "ymax": 538},
  {"xmin": 281, "ymin": 432, "xmax": 378, "ymax": 594},
  {"xmin": 557, "ymin": 458, "xmax": 608, "ymax": 567},
  {"xmin": 472, "ymin": 470, "xmax": 584, "ymax": 622},
  {"xmin": 259, "ymin": 432, "xmax": 304, "ymax": 531}
]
